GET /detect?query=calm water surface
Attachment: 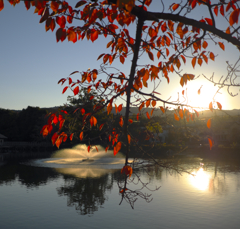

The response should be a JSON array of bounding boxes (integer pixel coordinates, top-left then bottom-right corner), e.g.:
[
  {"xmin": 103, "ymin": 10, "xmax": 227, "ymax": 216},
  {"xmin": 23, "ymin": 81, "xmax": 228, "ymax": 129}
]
[{"xmin": 0, "ymin": 154, "xmax": 240, "ymax": 229}]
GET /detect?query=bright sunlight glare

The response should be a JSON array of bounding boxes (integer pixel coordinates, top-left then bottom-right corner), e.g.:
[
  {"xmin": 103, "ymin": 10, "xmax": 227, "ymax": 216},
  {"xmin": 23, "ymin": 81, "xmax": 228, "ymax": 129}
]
[
  {"xmin": 190, "ymin": 167, "xmax": 210, "ymax": 191},
  {"xmin": 184, "ymin": 80, "xmax": 227, "ymax": 111}
]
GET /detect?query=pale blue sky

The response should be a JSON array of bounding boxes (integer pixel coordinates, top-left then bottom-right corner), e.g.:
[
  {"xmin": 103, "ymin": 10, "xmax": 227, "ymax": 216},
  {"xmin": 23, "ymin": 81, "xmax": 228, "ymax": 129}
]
[{"xmin": 0, "ymin": 1, "xmax": 240, "ymax": 110}]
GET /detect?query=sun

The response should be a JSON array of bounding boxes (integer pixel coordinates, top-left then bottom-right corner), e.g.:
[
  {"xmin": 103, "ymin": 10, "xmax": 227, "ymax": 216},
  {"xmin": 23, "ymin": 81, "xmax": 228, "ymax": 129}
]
[{"xmin": 184, "ymin": 80, "xmax": 226, "ymax": 111}]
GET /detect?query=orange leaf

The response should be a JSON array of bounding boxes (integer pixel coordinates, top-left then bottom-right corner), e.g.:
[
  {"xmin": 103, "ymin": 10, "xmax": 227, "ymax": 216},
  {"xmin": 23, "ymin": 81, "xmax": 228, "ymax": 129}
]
[
  {"xmin": 218, "ymin": 42, "xmax": 225, "ymax": 51},
  {"xmin": 172, "ymin": 3, "xmax": 179, "ymax": 11},
  {"xmin": 146, "ymin": 100, "xmax": 150, "ymax": 108},
  {"xmin": 179, "ymin": 109, "xmax": 183, "ymax": 119},
  {"xmin": 114, "ymin": 142, "xmax": 121, "ymax": 156},
  {"xmin": 192, "ymin": 57, "xmax": 196, "ymax": 68},
  {"xmin": 91, "ymin": 30, "xmax": 98, "ymax": 42},
  {"xmin": 214, "ymin": 5, "xmax": 218, "ymax": 16},
  {"xmin": 136, "ymin": 113, "xmax": 139, "ymax": 121},
  {"xmin": 128, "ymin": 119, "xmax": 133, "ymax": 124},
  {"xmin": 174, "ymin": 113, "xmax": 180, "ymax": 121},
  {"xmin": 217, "ymin": 102, "xmax": 222, "ymax": 110},
  {"xmin": 120, "ymin": 55, "xmax": 125, "ymax": 64},
  {"xmin": 146, "ymin": 112, "xmax": 150, "ymax": 119},
  {"xmin": 55, "ymin": 137, "xmax": 62, "ymax": 149},
  {"xmin": 105, "ymin": 146, "xmax": 109, "ymax": 152},
  {"xmin": 208, "ymin": 138, "xmax": 213, "ymax": 150},
  {"xmin": 207, "ymin": 118, "xmax": 211, "ymax": 129},
  {"xmin": 202, "ymin": 41, "xmax": 208, "ymax": 49},
  {"xmin": 119, "ymin": 116, "xmax": 124, "ymax": 127},
  {"xmin": 128, "ymin": 135, "xmax": 131, "ymax": 144},
  {"xmin": 70, "ymin": 133, "xmax": 74, "ymax": 141},
  {"xmin": 107, "ymin": 103, "xmax": 112, "ymax": 115},
  {"xmin": 209, "ymin": 52, "xmax": 215, "ymax": 61},
  {"xmin": 80, "ymin": 132, "xmax": 83, "ymax": 141},
  {"xmin": 220, "ymin": 5, "xmax": 224, "ymax": 16},
  {"xmin": 152, "ymin": 100, "xmax": 156, "ymax": 107},
  {"xmin": 120, "ymin": 188, "xmax": 128, "ymax": 193},
  {"xmin": 160, "ymin": 106, "xmax": 165, "ymax": 113},
  {"xmin": 198, "ymin": 58, "xmax": 203, "ymax": 66},
  {"xmin": 118, "ymin": 104, "xmax": 123, "ymax": 112},
  {"xmin": 88, "ymin": 145, "xmax": 91, "ymax": 152},
  {"xmin": 115, "ymin": 104, "xmax": 118, "ymax": 114},
  {"xmin": 90, "ymin": 116, "xmax": 97, "ymax": 126},
  {"xmin": 209, "ymin": 101, "xmax": 213, "ymax": 111}
]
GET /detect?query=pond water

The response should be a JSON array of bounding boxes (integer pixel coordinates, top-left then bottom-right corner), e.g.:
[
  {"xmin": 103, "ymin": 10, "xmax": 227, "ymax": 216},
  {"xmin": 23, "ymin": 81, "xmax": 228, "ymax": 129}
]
[{"xmin": 1, "ymin": 147, "xmax": 240, "ymax": 229}]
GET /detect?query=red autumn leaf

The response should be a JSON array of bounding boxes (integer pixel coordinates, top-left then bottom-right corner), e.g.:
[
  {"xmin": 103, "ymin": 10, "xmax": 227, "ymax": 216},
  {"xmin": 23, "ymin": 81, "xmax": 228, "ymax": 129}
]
[
  {"xmin": 209, "ymin": 52, "xmax": 215, "ymax": 61},
  {"xmin": 217, "ymin": 102, "xmax": 222, "ymax": 110},
  {"xmin": 61, "ymin": 110, "xmax": 68, "ymax": 114},
  {"xmin": 55, "ymin": 137, "xmax": 62, "ymax": 149},
  {"xmin": 172, "ymin": 3, "xmax": 179, "ymax": 11},
  {"xmin": 160, "ymin": 106, "xmax": 165, "ymax": 113},
  {"xmin": 119, "ymin": 116, "xmax": 124, "ymax": 127},
  {"xmin": 88, "ymin": 145, "xmax": 91, "ymax": 152},
  {"xmin": 229, "ymin": 9, "xmax": 240, "ymax": 26},
  {"xmin": 107, "ymin": 103, "xmax": 112, "ymax": 115},
  {"xmin": 70, "ymin": 133, "xmax": 74, "ymax": 141},
  {"xmin": 214, "ymin": 5, "xmax": 218, "ymax": 16},
  {"xmin": 79, "ymin": 131, "xmax": 83, "ymax": 141},
  {"xmin": 218, "ymin": 42, "xmax": 225, "ymax": 51},
  {"xmin": 52, "ymin": 115, "xmax": 58, "ymax": 125},
  {"xmin": 105, "ymin": 146, "xmax": 109, "ymax": 152},
  {"xmin": 51, "ymin": 2, "xmax": 59, "ymax": 12},
  {"xmin": 58, "ymin": 119, "xmax": 65, "ymax": 131},
  {"xmin": 207, "ymin": 118, "xmax": 211, "ymax": 129},
  {"xmin": 120, "ymin": 188, "xmax": 128, "ymax": 193},
  {"xmin": 81, "ymin": 108, "xmax": 85, "ymax": 115},
  {"xmin": 209, "ymin": 101, "xmax": 213, "ymax": 111},
  {"xmin": 51, "ymin": 132, "xmax": 59, "ymax": 146},
  {"xmin": 179, "ymin": 109, "xmax": 184, "ymax": 119},
  {"xmin": 24, "ymin": 1, "xmax": 30, "ymax": 10},
  {"xmin": 128, "ymin": 119, "xmax": 133, "ymax": 124},
  {"xmin": 121, "ymin": 165, "xmax": 133, "ymax": 178},
  {"xmin": 70, "ymin": 71, "xmax": 79, "ymax": 76},
  {"xmin": 205, "ymin": 18, "xmax": 213, "ymax": 26},
  {"xmin": 90, "ymin": 116, "xmax": 97, "ymax": 126},
  {"xmin": 220, "ymin": 5, "xmax": 224, "ymax": 16},
  {"xmin": 148, "ymin": 51, "xmax": 154, "ymax": 61},
  {"xmin": 174, "ymin": 113, "xmax": 180, "ymax": 121},
  {"xmin": 128, "ymin": 135, "xmax": 131, "ymax": 144},
  {"xmin": 118, "ymin": 104, "xmax": 123, "ymax": 112},
  {"xmin": 146, "ymin": 112, "xmax": 150, "ymax": 119},
  {"xmin": 208, "ymin": 137, "xmax": 213, "ymax": 150},
  {"xmin": 202, "ymin": 41, "xmax": 208, "ymax": 49},
  {"xmin": 99, "ymin": 123, "xmax": 104, "ymax": 131},
  {"xmin": 115, "ymin": 104, "xmax": 118, "ymax": 114},
  {"xmin": 75, "ymin": 0, "xmax": 87, "ymax": 8},
  {"xmin": 120, "ymin": 55, "xmax": 125, "ymax": 64},
  {"xmin": 73, "ymin": 86, "xmax": 79, "ymax": 95},
  {"xmin": 62, "ymin": 86, "xmax": 68, "ymax": 94},
  {"xmin": 89, "ymin": 95, "xmax": 94, "ymax": 100},
  {"xmin": 136, "ymin": 113, "xmax": 139, "ymax": 121},
  {"xmin": 114, "ymin": 142, "xmax": 121, "ymax": 156},
  {"xmin": 91, "ymin": 30, "xmax": 98, "ymax": 42},
  {"xmin": 192, "ymin": 57, "xmax": 196, "ymax": 68}
]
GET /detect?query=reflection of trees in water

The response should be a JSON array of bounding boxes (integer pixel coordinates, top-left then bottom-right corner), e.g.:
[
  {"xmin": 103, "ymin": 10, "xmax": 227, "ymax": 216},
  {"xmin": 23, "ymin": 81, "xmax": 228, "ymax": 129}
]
[
  {"xmin": 57, "ymin": 172, "xmax": 120, "ymax": 215},
  {"xmin": 0, "ymin": 163, "xmax": 60, "ymax": 187}
]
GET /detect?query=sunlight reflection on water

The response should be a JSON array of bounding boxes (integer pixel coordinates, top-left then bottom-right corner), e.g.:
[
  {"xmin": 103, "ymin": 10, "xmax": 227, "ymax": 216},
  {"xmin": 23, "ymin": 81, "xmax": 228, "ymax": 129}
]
[{"xmin": 190, "ymin": 167, "xmax": 211, "ymax": 191}]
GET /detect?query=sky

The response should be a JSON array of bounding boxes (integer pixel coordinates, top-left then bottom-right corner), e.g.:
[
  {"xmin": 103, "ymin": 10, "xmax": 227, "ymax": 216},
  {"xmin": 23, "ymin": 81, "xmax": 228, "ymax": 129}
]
[{"xmin": 1, "ymin": 1, "xmax": 240, "ymax": 111}]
